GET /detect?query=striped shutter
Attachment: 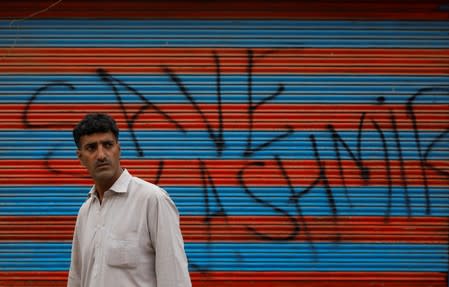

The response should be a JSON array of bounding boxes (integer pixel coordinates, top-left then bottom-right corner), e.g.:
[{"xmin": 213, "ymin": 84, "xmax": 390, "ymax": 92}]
[{"xmin": 0, "ymin": 1, "xmax": 448, "ymax": 286}]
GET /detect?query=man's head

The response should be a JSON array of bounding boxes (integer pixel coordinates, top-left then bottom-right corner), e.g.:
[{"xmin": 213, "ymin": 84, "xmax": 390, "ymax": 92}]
[
  {"xmin": 73, "ymin": 113, "xmax": 122, "ymax": 187},
  {"xmin": 73, "ymin": 113, "xmax": 119, "ymax": 149}
]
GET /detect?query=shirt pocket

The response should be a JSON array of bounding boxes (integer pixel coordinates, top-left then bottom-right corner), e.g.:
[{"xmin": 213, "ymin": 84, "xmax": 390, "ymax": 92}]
[{"xmin": 105, "ymin": 235, "xmax": 139, "ymax": 269}]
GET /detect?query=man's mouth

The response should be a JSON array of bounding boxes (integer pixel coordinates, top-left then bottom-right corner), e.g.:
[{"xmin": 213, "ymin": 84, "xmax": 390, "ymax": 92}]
[{"xmin": 96, "ymin": 163, "xmax": 109, "ymax": 169}]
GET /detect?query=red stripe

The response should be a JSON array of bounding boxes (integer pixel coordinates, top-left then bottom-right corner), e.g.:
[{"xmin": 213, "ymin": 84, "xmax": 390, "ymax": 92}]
[
  {"xmin": 2, "ymin": 104, "xmax": 448, "ymax": 131},
  {"xmin": 4, "ymin": 48, "xmax": 449, "ymax": 57},
  {"xmin": 1, "ymin": 48, "xmax": 448, "ymax": 75},
  {"xmin": 0, "ymin": 216, "xmax": 447, "ymax": 243},
  {"xmin": 0, "ymin": 159, "xmax": 447, "ymax": 186},
  {"xmin": 1, "ymin": 0, "xmax": 447, "ymax": 20},
  {"xmin": 0, "ymin": 271, "xmax": 446, "ymax": 287}
]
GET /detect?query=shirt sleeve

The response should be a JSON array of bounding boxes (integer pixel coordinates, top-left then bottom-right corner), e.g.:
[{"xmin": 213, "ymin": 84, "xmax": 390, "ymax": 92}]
[
  {"xmin": 149, "ymin": 189, "xmax": 192, "ymax": 287},
  {"xmin": 67, "ymin": 216, "xmax": 82, "ymax": 287}
]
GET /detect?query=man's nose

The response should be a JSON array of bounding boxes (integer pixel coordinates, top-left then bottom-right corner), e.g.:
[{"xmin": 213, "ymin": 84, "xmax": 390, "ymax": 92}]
[{"xmin": 97, "ymin": 146, "xmax": 106, "ymax": 160}]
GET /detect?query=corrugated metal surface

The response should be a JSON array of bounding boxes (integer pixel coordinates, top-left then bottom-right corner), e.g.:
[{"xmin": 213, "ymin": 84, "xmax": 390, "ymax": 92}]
[{"xmin": 0, "ymin": 1, "xmax": 448, "ymax": 286}]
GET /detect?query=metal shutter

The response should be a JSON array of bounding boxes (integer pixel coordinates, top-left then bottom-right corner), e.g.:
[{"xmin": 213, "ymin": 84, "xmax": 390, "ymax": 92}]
[{"xmin": 0, "ymin": 1, "xmax": 448, "ymax": 286}]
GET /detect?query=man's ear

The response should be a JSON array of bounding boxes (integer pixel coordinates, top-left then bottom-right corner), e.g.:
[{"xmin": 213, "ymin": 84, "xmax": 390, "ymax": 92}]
[
  {"xmin": 117, "ymin": 141, "xmax": 121, "ymax": 153},
  {"xmin": 76, "ymin": 149, "xmax": 85, "ymax": 166}
]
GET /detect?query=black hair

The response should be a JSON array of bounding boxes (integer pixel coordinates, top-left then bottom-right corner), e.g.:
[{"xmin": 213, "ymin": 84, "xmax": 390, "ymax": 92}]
[{"xmin": 73, "ymin": 113, "xmax": 119, "ymax": 148}]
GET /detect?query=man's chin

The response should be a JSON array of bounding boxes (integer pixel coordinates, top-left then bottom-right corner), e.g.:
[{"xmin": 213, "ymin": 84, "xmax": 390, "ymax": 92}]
[{"xmin": 93, "ymin": 169, "xmax": 114, "ymax": 181}]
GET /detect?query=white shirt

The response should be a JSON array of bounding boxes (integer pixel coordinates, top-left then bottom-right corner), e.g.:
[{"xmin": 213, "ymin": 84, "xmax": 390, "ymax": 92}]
[{"xmin": 67, "ymin": 169, "xmax": 191, "ymax": 287}]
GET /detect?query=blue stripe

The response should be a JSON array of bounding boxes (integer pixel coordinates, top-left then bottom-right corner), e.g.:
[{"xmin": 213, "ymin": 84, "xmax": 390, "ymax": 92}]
[
  {"xmin": 2, "ymin": 75, "xmax": 449, "ymax": 85},
  {"xmin": 4, "ymin": 27, "xmax": 448, "ymax": 37},
  {"xmin": 3, "ymin": 83, "xmax": 445, "ymax": 94},
  {"xmin": 2, "ymin": 39, "xmax": 448, "ymax": 48},
  {"xmin": 3, "ymin": 20, "xmax": 449, "ymax": 28},
  {"xmin": 0, "ymin": 131, "xmax": 447, "ymax": 160},
  {"xmin": 2, "ymin": 29, "xmax": 448, "ymax": 38},
  {"xmin": 1, "ymin": 187, "xmax": 447, "ymax": 216},
  {"xmin": 0, "ymin": 131, "xmax": 444, "ymax": 150},
  {"xmin": 3, "ymin": 92, "xmax": 448, "ymax": 104},
  {"xmin": 0, "ymin": 20, "xmax": 448, "ymax": 48},
  {"xmin": 0, "ymin": 242, "xmax": 446, "ymax": 271},
  {"xmin": 1, "ymin": 83, "xmax": 448, "ymax": 95},
  {"xmin": 1, "ymin": 75, "xmax": 448, "ymax": 104}
]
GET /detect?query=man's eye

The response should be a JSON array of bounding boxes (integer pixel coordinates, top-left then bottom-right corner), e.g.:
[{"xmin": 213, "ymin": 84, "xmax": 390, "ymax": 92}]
[{"xmin": 105, "ymin": 143, "xmax": 113, "ymax": 148}]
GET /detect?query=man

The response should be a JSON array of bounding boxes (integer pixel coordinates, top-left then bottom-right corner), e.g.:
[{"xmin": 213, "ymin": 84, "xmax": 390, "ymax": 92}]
[{"xmin": 68, "ymin": 113, "xmax": 191, "ymax": 287}]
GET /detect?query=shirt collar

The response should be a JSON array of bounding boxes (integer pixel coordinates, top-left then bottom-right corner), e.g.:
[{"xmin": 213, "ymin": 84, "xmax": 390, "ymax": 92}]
[{"xmin": 88, "ymin": 169, "xmax": 132, "ymax": 198}]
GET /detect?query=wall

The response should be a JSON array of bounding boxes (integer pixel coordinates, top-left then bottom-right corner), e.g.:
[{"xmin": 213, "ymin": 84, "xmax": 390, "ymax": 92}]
[{"xmin": 0, "ymin": 1, "xmax": 448, "ymax": 286}]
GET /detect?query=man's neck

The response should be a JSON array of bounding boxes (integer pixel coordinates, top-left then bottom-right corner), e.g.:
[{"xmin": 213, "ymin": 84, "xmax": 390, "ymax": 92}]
[
  {"xmin": 94, "ymin": 168, "xmax": 124, "ymax": 203},
  {"xmin": 95, "ymin": 185, "xmax": 108, "ymax": 203}
]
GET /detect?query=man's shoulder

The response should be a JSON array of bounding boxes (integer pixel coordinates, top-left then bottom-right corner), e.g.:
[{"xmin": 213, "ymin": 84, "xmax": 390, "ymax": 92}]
[
  {"xmin": 72, "ymin": 199, "xmax": 90, "ymax": 223},
  {"xmin": 76, "ymin": 194, "xmax": 94, "ymax": 216},
  {"xmin": 129, "ymin": 176, "xmax": 178, "ymax": 214},
  {"xmin": 129, "ymin": 176, "xmax": 170, "ymax": 200}
]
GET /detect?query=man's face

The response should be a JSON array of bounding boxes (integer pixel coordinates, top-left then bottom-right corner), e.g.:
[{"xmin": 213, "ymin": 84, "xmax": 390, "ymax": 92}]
[{"xmin": 77, "ymin": 131, "xmax": 121, "ymax": 183}]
